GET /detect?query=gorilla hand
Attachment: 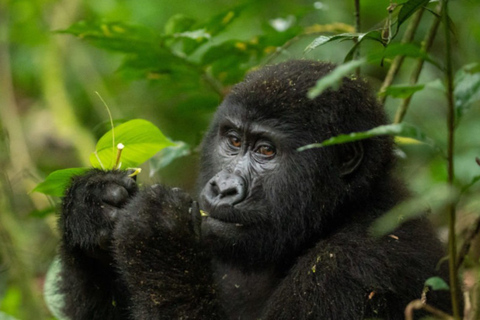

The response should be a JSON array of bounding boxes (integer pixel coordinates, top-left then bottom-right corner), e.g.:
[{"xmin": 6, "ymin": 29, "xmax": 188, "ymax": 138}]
[{"xmin": 60, "ymin": 169, "xmax": 138, "ymax": 263}]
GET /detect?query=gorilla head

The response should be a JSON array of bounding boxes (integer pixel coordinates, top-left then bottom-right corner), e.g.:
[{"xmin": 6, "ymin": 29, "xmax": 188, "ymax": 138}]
[{"xmin": 198, "ymin": 60, "xmax": 395, "ymax": 269}]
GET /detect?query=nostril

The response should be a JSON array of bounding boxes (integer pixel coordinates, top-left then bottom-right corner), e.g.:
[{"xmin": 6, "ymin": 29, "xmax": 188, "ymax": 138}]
[{"xmin": 203, "ymin": 172, "xmax": 247, "ymax": 206}]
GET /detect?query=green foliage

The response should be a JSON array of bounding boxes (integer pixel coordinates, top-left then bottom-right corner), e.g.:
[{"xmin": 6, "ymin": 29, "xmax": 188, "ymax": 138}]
[
  {"xmin": 297, "ymin": 123, "xmax": 435, "ymax": 152},
  {"xmin": 33, "ymin": 119, "xmax": 180, "ymax": 197},
  {"xmin": 395, "ymin": 0, "xmax": 430, "ymax": 36},
  {"xmin": 307, "ymin": 43, "xmax": 439, "ymax": 99},
  {"xmin": 32, "ymin": 168, "xmax": 89, "ymax": 197},
  {"xmin": 4, "ymin": 0, "xmax": 480, "ymax": 318}
]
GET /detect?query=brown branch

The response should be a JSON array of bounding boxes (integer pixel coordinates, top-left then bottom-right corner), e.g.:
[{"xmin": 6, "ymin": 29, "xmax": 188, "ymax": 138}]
[
  {"xmin": 404, "ymin": 300, "xmax": 454, "ymax": 320},
  {"xmin": 393, "ymin": 3, "xmax": 442, "ymax": 123}
]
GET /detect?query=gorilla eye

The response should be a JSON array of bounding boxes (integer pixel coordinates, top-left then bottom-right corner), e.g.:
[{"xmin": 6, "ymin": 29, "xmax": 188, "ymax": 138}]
[
  {"xmin": 256, "ymin": 145, "xmax": 276, "ymax": 157},
  {"xmin": 227, "ymin": 134, "xmax": 242, "ymax": 148}
]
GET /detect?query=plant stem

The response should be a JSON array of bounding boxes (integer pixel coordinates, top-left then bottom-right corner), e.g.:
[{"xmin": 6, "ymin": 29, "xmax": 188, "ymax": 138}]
[
  {"xmin": 393, "ymin": 4, "xmax": 442, "ymax": 123},
  {"xmin": 442, "ymin": 0, "xmax": 460, "ymax": 318},
  {"xmin": 379, "ymin": 8, "xmax": 424, "ymax": 105},
  {"xmin": 404, "ymin": 300, "xmax": 454, "ymax": 320},
  {"xmin": 354, "ymin": 0, "xmax": 361, "ymax": 76}
]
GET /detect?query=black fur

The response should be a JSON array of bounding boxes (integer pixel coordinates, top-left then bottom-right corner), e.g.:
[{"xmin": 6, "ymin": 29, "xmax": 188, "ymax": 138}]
[{"xmin": 58, "ymin": 60, "xmax": 458, "ymax": 319}]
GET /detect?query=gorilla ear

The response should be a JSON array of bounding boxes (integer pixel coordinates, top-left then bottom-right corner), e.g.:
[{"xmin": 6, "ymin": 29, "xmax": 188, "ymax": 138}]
[{"xmin": 337, "ymin": 142, "xmax": 364, "ymax": 177}]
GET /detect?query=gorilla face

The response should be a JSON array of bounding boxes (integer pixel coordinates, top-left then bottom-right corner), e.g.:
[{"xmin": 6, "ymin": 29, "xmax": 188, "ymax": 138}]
[
  {"xmin": 197, "ymin": 60, "xmax": 392, "ymax": 268},
  {"xmin": 198, "ymin": 96, "xmax": 335, "ymax": 268}
]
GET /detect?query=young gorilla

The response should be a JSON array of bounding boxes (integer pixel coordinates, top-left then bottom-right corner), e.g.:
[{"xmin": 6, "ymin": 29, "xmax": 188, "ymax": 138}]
[{"xmin": 59, "ymin": 60, "xmax": 456, "ymax": 320}]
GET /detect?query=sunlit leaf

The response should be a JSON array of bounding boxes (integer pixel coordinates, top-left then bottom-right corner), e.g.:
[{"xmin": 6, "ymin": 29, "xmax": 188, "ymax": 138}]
[
  {"xmin": 31, "ymin": 168, "xmax": 89, "ymax": 197},
  {"xmin": 378, "ymin": 84, "xmax": 425, "ymax": 99},
  {"xmin": 149, "ymin": 141, "xmax": 191, "ymax": 177},
  {"xmin": 370, "ymin": 184, "xmax": 459, "ymax": 237},
  {"xmin": 425, "ymin": 277, "xmax": 450, "ymax": 291},
  {"xmin": 90, "ymin": 119, "xmax": 176, "ymax": 170},
  {"xmin": 307, "ymin": 59, "xmax": 366, "ymax": 99},
  {"xmin": 395, "ymin": 0, "xmax": 430, "ymax": 35},
  {"xmin": 298, "ymin": 123, "xmax": 435, "ymax": 151}
]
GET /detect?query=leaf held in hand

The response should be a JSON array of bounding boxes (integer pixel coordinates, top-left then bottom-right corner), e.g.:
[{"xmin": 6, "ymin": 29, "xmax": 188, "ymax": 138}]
[{"xmin": 90, "ymin": 119, "xmax": 176, "ymax": 170}]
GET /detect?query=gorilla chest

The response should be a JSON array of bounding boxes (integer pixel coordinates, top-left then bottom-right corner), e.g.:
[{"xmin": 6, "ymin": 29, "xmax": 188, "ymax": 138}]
[{"xmin": 214, "ymin": 264, "xmax": 280, "ymax": 319}]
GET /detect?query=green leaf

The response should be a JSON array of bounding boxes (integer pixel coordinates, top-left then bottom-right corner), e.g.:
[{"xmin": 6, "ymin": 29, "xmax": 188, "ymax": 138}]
[
  {"xmin": 396, "ymin": 0, "xmax": 430, "ymax": 35},
  {"xmin": 31, "ymin": 168, "xmax": 89, "ymax": 197},
  {"xmin": 378, "ymin": 84, "xmax": 425, "ymax": 99},
  {"xmin": 58, "ymin": 21, "xmax": 157, "ymax": 53},
  {"xmin": 454, "ymin": 63, "xmax": 480, "ymax": 121},
  {"xmin": 307, "ymin": 59, "xmax": 365, "ymax": 99},
  {"xmin": 425, "ymin": 277, "xmax": 450, "ymax": 291},
  {"xmin": 461, "ymin": 175, "xmax": 480, "ymax": 194},
  {"xmin": 118, "ymin": 49, "xmax": 195, "ymax": 81},
  {"xmin": 370, "ymin": 184, "xmax": 459, "ymax": 237},
  {"xmin": 149, "ymin": 141, "xmax": 191, "ymax": 176},
  {"xmin": 90, "ymin": 119, "xmax": 175, "ymax": 170},
  {"xmin": 305, "ymin": 31, "xmax": 383, "ymax": 53},
  {"xmin": 44, "ymin": 257, "xmax": 69, "ymax": 320},
  {"xmin": 298, "ymin": 123, "xmax": 435, "ymax": 151},
  {"xmin": 343, "ymin": 31, "xmax": 384, "ymax": 62}
]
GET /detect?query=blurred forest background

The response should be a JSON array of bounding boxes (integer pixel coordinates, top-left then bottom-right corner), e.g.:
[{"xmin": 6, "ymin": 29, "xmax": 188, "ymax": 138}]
[{"xmin": 1, "ymin": 0, "xmax": 479, "ymax": 319}]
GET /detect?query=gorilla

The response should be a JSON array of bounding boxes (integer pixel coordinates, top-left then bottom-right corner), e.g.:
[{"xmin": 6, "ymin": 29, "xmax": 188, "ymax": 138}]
[{"xmin": 58, "ymin": 60, "xmax": 457, "ymax": 320}]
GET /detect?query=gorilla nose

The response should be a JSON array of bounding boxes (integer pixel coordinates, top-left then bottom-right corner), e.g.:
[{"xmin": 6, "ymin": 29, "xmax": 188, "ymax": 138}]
[{"xmin": 205, "ymin": 172, "xmax": 247, "ymax": 207}]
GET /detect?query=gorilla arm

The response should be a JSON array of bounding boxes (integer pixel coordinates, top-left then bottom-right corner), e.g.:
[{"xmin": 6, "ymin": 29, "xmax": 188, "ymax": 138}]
[
  {"xmin": 59, "ymin": 170, "xmax": 138, "ymax": 320},
  {"xmin": 261, "ymin": 219, "xmax": 452, "ymax": 320},
  {"xmin": 59, "ymin": 170, "xmax": 223, "ymax": 320}
]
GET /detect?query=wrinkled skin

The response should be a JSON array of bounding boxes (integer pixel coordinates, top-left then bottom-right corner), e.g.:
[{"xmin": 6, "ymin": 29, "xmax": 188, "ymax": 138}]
[{"xmin": 58, "ymin": 60, "xmax": 460, "ymax": 320}]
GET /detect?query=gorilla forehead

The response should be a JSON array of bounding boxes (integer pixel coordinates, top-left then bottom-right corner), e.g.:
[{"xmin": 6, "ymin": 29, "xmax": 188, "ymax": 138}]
[{"xmin": 217, "ymin": 60, "xmax": 384, "ymax": 139}]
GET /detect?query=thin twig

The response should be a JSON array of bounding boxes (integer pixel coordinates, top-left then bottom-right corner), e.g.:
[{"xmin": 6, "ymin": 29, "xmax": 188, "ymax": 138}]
[
  {"xmin": 442, "ymin": 0, "xmax": 461, "ymax": 318},
  {"xmin": 354, "ymin": 0, "xmax": 361, "ymax": 76},
  {"xmin": 379, "ymin": 8, "xmax": 424, "ymax": 105},
  {"xmin": 393, "ymin": 4, "xmax": 442, "ymax": 123},
  {"xmin": 404, "ymin": 300, "xmax": 454, "ymax": 320},
  {"xmin": 456, "ymin": 215, "xmax": 480, "ymax": 270}
]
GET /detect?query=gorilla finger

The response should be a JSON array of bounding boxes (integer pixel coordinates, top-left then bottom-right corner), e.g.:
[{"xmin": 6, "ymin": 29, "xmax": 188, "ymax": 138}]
[
  {"xmin": 102, "ymin": 205, "xmax": 119, "ymax": 221},
  {"xmin": 98, "ymin": 228, "xmax": 112, "ymax": 250},
  {"xmin": 102, "ymin": 184, "xmax": 130, "ymax": 207},
  {"xmin": 121, "ymin": 172, "xmax": 138, "ymax": 194}
]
